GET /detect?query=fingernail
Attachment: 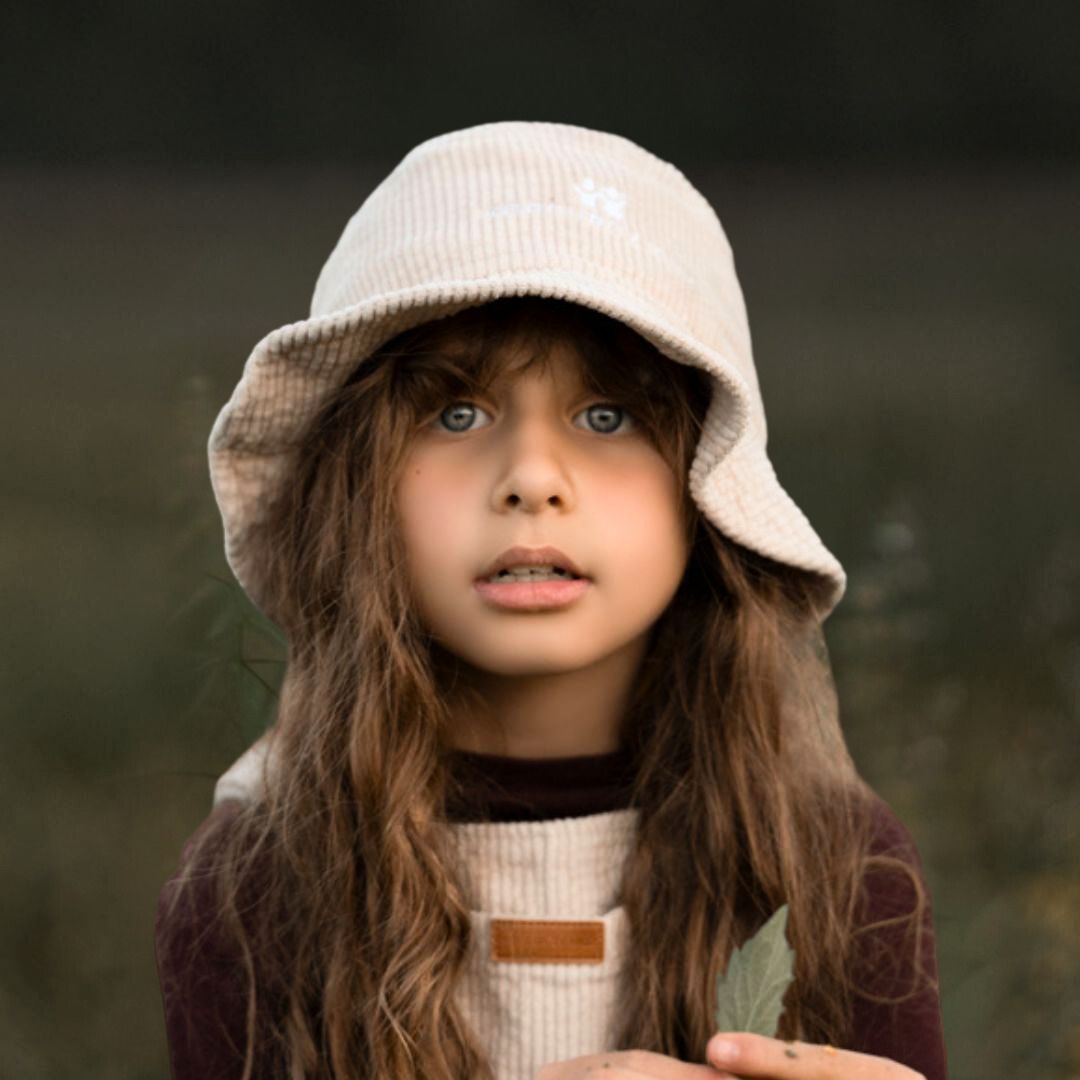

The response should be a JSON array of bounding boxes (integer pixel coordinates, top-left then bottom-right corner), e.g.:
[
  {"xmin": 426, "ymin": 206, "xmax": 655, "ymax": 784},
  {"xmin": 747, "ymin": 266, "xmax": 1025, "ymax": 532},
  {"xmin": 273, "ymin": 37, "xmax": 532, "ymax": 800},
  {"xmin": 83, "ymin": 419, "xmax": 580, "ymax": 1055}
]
[{"xmin": 709, "ymin": 1038, "xmax": 740, "ymax": 1064}]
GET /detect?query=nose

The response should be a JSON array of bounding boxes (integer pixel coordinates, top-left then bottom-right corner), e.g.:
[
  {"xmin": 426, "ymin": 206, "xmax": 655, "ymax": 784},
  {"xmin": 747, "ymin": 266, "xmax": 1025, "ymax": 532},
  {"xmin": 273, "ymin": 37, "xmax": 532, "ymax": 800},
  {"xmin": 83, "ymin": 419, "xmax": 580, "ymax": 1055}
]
[{"xmin": 489, "ymin": 416, "xmax": 576, "ymax": 515}]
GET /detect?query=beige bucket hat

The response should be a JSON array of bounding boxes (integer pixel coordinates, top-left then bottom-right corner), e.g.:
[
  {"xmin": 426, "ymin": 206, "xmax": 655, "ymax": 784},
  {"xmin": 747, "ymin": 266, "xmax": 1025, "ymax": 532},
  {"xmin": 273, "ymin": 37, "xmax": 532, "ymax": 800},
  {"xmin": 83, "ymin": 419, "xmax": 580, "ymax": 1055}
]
[{"xmin": 208, "ymin": 120, "xmax": 846, "ymax": 626}]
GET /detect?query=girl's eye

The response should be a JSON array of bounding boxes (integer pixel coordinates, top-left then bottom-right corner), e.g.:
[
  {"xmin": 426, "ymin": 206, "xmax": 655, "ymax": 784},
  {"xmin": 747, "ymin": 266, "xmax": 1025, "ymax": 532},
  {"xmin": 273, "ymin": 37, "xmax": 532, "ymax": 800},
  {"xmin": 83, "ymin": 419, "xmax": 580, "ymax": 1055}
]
[
  {"xmin": 433, "ymin": 401, "xmax": 635, "ymax": 435},
  {"xmin": 576, "ymin": 403, "xmax": 636, "ymax": 435},
  {"xmin": 436, "ymin": 402, "xmax": 491, "ymax": 433}
]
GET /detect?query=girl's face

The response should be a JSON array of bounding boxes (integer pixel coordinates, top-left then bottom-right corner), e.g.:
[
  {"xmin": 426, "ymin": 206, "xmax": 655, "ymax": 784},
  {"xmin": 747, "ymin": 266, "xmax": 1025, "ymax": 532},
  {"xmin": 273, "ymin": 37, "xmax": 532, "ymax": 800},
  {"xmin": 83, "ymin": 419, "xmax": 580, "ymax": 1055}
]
[{"xmin": 396, "ymin": 334, "xmax": 690, "ymax": 680}]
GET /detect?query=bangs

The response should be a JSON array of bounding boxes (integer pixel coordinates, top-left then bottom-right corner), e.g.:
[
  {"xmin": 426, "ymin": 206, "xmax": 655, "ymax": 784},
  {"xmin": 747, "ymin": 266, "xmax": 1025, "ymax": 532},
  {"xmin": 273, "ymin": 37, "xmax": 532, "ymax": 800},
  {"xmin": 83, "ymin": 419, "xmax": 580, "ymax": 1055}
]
[{"xmin": 378, "ymin": 296, "xmax": 713, "ymax": 464}]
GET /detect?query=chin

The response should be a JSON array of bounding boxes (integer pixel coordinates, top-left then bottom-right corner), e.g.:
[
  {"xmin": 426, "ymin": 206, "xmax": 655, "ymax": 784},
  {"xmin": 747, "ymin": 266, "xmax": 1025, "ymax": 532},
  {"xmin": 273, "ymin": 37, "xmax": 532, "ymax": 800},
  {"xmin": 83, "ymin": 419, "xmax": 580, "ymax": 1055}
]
[{"xmin": 453, "ymin": 638, "xmax": 613, "ymax": 678}]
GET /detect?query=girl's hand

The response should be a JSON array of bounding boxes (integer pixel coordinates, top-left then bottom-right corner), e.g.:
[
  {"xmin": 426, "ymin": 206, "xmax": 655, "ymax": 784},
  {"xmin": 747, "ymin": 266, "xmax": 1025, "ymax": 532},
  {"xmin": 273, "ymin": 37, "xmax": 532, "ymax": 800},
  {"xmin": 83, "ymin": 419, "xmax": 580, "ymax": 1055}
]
[
  {"xmin": 534, "ymin": 1036, "xmax": 927, "ymax": 1080},
  {"xmin": 536, "ymin": 1049, "xmax": 721, "ymax": 1078},
  {"xmin": 705, "ymin": 1033, "xmax": 927, "ymax": 1080}
]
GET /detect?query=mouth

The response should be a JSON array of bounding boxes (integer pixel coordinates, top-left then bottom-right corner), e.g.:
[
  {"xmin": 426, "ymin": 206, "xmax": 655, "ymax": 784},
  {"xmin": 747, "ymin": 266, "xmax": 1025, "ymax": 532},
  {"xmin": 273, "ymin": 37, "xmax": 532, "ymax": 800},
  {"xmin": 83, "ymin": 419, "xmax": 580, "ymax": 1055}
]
[
  {"xmin": 480, "ymin": 565, "xmax": 581, "ymax": 584},
  {"xmin": 477, "ymin": 545, "xmax": 588, "ymax": 582},
  {"xmin": 474, "ymin": 545, "xmax": 591, "ymax": 609}
]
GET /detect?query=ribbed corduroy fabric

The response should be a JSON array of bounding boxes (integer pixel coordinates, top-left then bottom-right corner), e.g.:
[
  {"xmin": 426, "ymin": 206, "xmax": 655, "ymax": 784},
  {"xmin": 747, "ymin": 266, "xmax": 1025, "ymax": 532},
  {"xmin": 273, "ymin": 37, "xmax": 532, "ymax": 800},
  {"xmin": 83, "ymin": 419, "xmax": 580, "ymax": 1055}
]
[
  {"xmin": 448, "ymin": 809, "xmax": 639, "ymax": 1080},
  {"xmin": 207, "ymin": 121, "xmax": 847, "ymax": 624}
]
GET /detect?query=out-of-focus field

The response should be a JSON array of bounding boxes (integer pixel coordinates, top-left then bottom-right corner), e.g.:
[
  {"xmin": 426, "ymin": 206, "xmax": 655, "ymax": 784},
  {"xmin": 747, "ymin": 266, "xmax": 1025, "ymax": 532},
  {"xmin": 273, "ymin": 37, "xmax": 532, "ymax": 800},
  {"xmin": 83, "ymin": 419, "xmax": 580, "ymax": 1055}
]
[{"xmin": 2, "ymin": 165, "xmax": 1077, "ymax": 1079}]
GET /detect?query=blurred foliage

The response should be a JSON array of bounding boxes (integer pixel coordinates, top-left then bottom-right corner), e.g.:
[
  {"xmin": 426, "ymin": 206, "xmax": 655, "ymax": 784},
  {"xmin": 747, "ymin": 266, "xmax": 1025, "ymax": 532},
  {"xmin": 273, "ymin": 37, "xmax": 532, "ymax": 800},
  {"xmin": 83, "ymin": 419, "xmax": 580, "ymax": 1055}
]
[
  {"xmin": 2, "ymin": 163, "xmax": 1078, "ymax": 1079},
  {"xmin": 168, "ymin": 571, "xmax": 286, "ymax": 751}
]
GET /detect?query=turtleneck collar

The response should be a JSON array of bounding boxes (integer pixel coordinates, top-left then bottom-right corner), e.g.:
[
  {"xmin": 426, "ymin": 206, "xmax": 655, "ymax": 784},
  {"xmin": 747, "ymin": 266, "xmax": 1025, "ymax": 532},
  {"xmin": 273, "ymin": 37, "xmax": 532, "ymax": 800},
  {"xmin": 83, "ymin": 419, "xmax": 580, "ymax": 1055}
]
[{"xmin": 445, "ymin": 742, "xmax": 637, "ymax": 823}]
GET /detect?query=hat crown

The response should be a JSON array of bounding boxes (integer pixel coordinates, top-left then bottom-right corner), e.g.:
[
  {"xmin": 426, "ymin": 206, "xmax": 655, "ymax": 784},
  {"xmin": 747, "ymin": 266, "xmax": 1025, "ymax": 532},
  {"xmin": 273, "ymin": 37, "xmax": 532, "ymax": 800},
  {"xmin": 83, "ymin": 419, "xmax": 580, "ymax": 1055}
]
[
  {"xmin": 310, "ymin": 121, "xmax": 765, "ymax": 434},
  {"xmin": 208, "ymin": 121, "xmax": 846, "ymax": 623}
]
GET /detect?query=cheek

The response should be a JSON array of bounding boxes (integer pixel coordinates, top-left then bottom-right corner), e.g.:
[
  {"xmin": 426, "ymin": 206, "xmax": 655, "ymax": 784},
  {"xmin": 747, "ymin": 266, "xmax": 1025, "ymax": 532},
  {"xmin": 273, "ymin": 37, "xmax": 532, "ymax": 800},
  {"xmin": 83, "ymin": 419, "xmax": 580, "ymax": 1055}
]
[
  {"xmin": 597, "ymin": 461, "xmax": 688, "ymax": 577},
  {"xmin": 397, "ymin": 457, "xmax": 472, "ymax": 570}
]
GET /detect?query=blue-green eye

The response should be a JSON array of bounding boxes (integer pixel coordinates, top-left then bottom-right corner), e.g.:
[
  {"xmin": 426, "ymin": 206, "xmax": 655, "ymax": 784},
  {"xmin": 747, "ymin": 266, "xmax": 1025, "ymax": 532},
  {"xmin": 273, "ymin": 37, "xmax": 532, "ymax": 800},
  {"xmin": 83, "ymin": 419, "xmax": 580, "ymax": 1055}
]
[
  {"xmin": 436, "ymin": 402, "xmax": 491, "ymax": 432},
  {"xmin": 434, "ymin": 401, "xmax": 635, "ymax": 435},
  {"xmin": 577, "ymin": 404, "xmax": 635, "ymax": 435}
]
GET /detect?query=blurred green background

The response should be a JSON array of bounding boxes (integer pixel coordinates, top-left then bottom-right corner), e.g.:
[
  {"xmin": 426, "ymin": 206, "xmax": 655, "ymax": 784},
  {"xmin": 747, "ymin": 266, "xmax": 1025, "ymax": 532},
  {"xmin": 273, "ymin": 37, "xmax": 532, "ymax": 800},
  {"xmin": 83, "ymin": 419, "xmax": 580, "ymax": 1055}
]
[{"xmin": 2, "ymin": 3, "xmax": 1078, "ymax": 1078}]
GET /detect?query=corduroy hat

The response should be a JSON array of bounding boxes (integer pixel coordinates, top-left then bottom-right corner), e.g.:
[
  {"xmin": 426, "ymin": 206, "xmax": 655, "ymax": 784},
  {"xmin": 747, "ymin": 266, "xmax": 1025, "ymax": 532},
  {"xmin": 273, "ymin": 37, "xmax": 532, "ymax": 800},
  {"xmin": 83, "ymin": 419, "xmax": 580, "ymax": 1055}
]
[{"xmin": 208, "ymin": 120, "xmax": 846, "ymax": 624}]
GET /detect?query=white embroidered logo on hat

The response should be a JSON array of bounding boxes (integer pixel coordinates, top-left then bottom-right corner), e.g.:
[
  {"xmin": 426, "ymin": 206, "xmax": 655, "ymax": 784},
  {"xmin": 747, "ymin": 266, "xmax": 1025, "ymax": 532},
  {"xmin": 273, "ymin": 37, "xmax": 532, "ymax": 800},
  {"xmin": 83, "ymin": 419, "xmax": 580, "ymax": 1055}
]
[{"xmin": 573, "ymin": 176, "xmax": 626, "ymax": 221}]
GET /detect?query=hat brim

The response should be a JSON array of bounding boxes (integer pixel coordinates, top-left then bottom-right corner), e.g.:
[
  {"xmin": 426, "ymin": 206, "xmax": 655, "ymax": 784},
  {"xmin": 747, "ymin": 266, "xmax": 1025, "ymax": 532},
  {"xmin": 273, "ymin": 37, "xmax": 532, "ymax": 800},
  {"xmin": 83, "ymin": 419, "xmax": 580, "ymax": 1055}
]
[{"xmin": 209, "ymin": 272, "xmax": 845, "ymax": 623}]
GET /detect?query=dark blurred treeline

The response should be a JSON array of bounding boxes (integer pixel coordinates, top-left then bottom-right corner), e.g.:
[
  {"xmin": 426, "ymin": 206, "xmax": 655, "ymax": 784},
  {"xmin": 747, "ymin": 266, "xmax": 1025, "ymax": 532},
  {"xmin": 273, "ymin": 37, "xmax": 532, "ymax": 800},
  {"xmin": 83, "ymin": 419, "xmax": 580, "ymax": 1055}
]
[{"xmin": 5, "ymin": 0, "xmax": 1079, "ymax": 167}]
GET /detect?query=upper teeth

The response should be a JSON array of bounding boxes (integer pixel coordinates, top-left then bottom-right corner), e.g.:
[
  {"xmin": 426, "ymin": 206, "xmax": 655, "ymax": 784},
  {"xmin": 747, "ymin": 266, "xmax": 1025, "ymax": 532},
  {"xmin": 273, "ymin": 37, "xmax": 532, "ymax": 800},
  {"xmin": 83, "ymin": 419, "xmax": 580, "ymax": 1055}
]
[{"xmin": 488, "ymin": 564, "xmax": 573, "ymax": 582}]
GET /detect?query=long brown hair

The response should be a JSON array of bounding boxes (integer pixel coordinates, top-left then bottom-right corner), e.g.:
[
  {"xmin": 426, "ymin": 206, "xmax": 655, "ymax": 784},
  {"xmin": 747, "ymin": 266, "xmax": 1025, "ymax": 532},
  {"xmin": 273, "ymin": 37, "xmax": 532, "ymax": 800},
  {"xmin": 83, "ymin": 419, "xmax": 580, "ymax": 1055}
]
[{"xmin": 163, "ymin": 296, "xmax": 934, "ymax": 1078}]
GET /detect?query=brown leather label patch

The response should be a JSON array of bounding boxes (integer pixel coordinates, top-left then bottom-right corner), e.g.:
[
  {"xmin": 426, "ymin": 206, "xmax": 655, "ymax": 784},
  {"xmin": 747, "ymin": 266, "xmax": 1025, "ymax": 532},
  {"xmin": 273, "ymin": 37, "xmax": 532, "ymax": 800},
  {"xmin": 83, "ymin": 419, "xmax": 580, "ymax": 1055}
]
[{"xmin": 490, "ymin": 918, "xmax": 605, "ymax": 964}]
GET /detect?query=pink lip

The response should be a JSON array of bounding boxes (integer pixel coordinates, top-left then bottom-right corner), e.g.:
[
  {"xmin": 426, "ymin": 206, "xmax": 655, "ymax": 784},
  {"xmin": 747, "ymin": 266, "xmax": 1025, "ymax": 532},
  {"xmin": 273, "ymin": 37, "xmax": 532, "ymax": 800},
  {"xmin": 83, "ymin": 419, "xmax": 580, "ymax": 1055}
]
[
  {"xmin": 479, "ymin": 544, "xmax": 587, "ymax": 580},
  {"xmin": 474, "ymin": 577, "xmax": 591, "ymax": 611}
]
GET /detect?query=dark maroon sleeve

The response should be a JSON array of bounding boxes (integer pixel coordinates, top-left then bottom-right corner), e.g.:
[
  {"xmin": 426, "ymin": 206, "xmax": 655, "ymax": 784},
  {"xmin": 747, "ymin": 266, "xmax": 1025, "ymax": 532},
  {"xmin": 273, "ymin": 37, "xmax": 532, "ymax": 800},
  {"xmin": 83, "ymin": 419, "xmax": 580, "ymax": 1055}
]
[
  {"xmin": 848, "ymin": 796, "xmax": 948, "ymax": 1080},
  {"xmin": 154, "ymin": 799, "xmax": 278, "ymax": 1080}
]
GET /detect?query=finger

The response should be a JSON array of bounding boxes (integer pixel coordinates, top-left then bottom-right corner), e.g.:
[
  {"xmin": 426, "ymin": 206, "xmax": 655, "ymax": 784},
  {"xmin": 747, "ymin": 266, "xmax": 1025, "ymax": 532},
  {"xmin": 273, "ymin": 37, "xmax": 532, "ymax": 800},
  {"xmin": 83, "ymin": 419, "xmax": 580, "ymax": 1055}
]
[
  {"xmin": 577, "ymin": 1050, "xmax": 731, "ymax": 1078},
  {"xmin": 600, "ymin": 1073, "xmax": 738, "ymax": 1080},
  {"xmin": 706, "ymin": 1033, "xmax": 898, "ymax": 1079},
  {"xmin": 575, "ymin": 1065, "xmax": 659, "ymax": 1079},
  {"xmin": 578, "ymin": 1067, "xmax": 732, "ymax": 1080}
]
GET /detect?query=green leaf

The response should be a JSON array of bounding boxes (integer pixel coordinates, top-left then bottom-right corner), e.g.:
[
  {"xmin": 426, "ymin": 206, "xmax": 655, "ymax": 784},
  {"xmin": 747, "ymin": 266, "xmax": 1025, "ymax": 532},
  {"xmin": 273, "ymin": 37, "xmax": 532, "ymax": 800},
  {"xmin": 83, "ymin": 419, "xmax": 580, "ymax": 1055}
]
[{"xmin": 713, "ymin": 903, "xmax": 796, "ymax": 1037}]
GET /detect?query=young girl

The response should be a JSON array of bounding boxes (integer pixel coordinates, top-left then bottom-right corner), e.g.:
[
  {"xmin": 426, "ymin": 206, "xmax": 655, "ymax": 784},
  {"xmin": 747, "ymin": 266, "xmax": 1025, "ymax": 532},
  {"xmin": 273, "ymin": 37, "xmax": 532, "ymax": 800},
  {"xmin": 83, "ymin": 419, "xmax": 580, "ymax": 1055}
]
[{"xmin": 155, "ymin": 121, "xmax": 946, "ymax": 1080}]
